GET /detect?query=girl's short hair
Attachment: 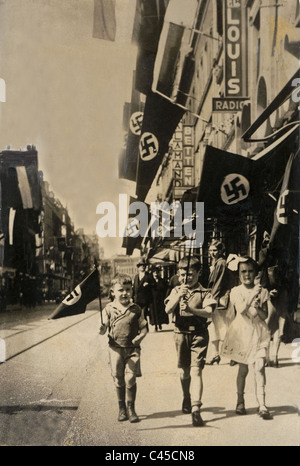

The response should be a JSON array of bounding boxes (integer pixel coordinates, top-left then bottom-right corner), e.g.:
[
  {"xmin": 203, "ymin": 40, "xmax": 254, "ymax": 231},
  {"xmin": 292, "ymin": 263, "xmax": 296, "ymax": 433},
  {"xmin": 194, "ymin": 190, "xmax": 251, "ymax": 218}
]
[
  {"xmin": 209, "ymin": 239, "xmax": 225, "ymax": 254},
  {"xmin": 237, "ymin": 256, "xmax": 259, "ymax": 274}
]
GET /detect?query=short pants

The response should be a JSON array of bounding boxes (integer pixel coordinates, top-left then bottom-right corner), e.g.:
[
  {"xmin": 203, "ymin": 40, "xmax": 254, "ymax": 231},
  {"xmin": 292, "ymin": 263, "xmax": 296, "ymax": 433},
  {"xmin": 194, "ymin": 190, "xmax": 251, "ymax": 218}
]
[
  {"xmin": 174, "ymin": 330, "xmax": 209, "ymax": 369},
  {"xmin": 108, "ymin": 345, "xmax": 142, "ymax": 379}
]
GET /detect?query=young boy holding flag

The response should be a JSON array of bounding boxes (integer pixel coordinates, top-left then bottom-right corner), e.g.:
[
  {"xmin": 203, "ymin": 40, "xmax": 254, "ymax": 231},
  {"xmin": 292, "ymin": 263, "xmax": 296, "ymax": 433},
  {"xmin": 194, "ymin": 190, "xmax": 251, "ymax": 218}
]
[
  {"xmin": 165, "ymin": 256, "xmax": 217, "ymax": 426},
  {"xmin": 99, "ymin": 274, "xmax": 148, "ymax": 423}
]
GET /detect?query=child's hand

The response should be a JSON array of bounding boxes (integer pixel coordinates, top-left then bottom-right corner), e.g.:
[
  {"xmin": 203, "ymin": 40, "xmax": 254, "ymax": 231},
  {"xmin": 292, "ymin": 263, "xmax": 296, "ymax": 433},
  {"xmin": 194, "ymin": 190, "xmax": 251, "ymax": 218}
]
[
  {"xmin": 178, "ymin": 284, "xmax": 190, "ymax": 299},
  {"xmin": 253, "ymin": 283, "xmax": 261, "ymax": 296},
  {"xmin": 247, "ymin": 306, "xmax": 258, "ymax": 318},
  {"xmin": 99, "ymin": 324, "xmax": 106, "ymax": 335},
  {"xmin": 270, "ymin": 289, "xmax": 278, "ymax": 298},
  {"xmin": 132, "ymin": 336, "xmax": 141, "ymax": 346},
  {"xmin": 247, "ymin": 285, "xmax": 261, "ymax": 306},
  {"xmin": 179, "ymin": 300, "xmax": 188, "ymax": 312},
  {"xmin": 252, "ymin": 295, "xmax": 261, "ymax": 309}
]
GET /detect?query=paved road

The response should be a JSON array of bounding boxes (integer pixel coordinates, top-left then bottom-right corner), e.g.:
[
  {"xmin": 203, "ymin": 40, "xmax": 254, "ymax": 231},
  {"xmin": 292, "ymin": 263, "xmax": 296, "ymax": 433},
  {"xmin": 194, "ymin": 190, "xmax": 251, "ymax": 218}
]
[{"xmin": 0, "ymin": 303, "xmax": 299, "ymax": 447}]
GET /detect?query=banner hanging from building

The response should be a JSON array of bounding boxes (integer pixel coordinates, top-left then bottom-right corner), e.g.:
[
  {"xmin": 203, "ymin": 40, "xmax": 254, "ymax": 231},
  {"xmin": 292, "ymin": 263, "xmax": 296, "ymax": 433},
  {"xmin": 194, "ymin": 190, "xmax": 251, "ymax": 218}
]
[
  {"xmin": 152, "ymin": 0, "xmax": 198, "ymax": 105},
  {"xmin": 197, "ymin": 145, "xmax": 256, "ymax": 219},
  {"xmin": 135, "ymin": 91, "xmax": 185, "ymax": 201},
  {"xmin": 119, "ymin": 75, "xmax": 144, "ymax": 182},
  {"xmin": 134, "ymin": 0, "xmax": 169, "ymax": 95}
]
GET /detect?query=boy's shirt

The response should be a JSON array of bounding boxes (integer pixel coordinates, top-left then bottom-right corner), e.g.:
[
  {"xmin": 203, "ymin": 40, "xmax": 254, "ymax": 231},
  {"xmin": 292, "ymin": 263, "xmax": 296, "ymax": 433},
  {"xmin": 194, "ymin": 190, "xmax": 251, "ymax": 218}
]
[
  {"xmin": 165, "ymin": 283, "xmax": 216, "ymax": 334},
  {"xmin": 102, "ymin": 301, "xmax": 147, "ymax": 348}
]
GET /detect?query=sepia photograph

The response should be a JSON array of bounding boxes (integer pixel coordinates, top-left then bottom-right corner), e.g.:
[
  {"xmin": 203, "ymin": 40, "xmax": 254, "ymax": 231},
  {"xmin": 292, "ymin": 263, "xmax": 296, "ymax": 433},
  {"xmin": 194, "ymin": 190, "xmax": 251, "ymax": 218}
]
[{"xmin": 0, "ymin": 0, "xmax": 299, "ymax": 450}]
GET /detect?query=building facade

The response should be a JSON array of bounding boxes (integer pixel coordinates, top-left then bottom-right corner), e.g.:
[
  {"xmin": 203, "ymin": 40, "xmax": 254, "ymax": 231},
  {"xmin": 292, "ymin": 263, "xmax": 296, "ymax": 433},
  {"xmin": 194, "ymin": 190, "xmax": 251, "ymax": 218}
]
[
  {"xmin": 121, "ymin": 0, "xmax": 299, "ymax": 316},
  {"xmin": 0, "ymin": 150, "xmax": 100, "ymax": 310}
]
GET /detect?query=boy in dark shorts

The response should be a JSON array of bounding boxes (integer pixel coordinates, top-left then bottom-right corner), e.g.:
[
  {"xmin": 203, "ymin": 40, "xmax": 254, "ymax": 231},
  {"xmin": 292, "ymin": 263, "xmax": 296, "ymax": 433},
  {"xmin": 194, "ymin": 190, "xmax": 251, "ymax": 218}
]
[
  {"xmin": 165, "ymin": 256, "xmax": 217, "ymax": 426},
  {"xmin": 99, "ymin": 274, "xmax": 148, "ymax": 423}
]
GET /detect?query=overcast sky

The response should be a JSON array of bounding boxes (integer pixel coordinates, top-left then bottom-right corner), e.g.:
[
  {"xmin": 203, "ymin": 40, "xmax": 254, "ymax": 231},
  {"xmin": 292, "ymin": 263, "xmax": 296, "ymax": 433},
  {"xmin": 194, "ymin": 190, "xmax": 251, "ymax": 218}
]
[{"xmin": 0, "ymin": 0, "xmax": 138, "ymax": 257}]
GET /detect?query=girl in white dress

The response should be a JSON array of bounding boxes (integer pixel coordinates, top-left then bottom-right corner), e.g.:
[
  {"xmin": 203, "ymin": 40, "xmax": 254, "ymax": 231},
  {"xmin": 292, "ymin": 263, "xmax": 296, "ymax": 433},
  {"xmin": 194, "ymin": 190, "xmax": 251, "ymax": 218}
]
[{"xmin": 222, "ymin": 257, "xmax": 272, "ymax": 420}]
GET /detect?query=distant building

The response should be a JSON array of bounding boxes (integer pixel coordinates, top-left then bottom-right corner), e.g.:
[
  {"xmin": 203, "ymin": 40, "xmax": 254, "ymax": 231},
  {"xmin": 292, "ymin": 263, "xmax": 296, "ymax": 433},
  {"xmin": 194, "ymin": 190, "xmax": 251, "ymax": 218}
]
[
  {"xmin": 39, "ymin": 176, "xmax": 75, "ymax": 300},
  {"xmin": 0, "ymin": 147, "xmax": 43, "ymax": 308},
  {"xmin": 100, "ymin": 255, "xmax": 140, "ymax": 293}
]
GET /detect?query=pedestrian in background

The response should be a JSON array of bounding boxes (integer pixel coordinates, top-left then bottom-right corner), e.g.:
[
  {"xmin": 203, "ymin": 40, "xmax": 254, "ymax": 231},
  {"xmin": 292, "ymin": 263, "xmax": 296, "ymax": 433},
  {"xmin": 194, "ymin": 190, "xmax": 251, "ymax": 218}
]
[
  {"xmin": 132, "ymin": 258, "xmax": 152, "ymax": 321},
  {"xmin": 148, "ymin": 265, "xmax": 169, "ymax": 331},
  {"xmin": 222, "ymin": 257, "xmax": 272, "ymax": 420},
  {"xmin": 166, "ymin": 269, "xmax": 180, "ymax": 297},
  {"xmin": 206, "ymin": 240, "xmax": 235, "ymax": 365},
  {"xmin": 258, "ymin": 233, "xmax": 289, "ymax": 367},
  {"xmin": 165, "ymin": 256, "xmax": 217, "ymax": 427},
  {"xmin": 99, "ymin": 274, "xmax": 148, "ymax": 423}
]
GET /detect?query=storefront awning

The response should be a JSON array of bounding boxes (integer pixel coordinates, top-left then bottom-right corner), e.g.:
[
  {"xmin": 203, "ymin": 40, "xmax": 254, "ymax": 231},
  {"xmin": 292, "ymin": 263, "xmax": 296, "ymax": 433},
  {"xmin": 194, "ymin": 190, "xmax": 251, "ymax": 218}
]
[{"xmin": 148, "ymin": 247, "xmax": 180, "ymax": 265}]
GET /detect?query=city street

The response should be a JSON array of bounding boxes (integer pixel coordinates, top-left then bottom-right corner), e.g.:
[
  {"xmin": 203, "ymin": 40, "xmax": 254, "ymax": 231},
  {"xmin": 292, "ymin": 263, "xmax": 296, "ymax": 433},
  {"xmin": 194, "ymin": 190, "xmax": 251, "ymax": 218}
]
[
  {"xmin": 0, "ymin": 302, "xmax": 299, "ymax": 447},
  {"xmin": 0, "ymin": 2, "xmax": 299, "ymax": 455}
]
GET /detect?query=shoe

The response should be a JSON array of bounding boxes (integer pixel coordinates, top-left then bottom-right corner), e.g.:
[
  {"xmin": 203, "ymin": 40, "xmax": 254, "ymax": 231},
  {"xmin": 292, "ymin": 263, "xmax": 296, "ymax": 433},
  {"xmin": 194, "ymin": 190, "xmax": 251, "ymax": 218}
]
[
  {"xmin": 236, "ymin": 403, "xmax": 247, "ymax": 415},
  {"xmin": 269, "ymin": 358, "xmax": 279, "ymax": 368},
  {"xmin": 118, "ymin": 405, "xmax": 128, "ymax": 422},
  {"xmin": 127, "ymin": 402, "xmax": 140, "ymax": 423},
  {"xmin": 206, "ymin": 355, "xmax": 221, "ymax": 365},
  {"xmin": 182, "ymin": 397, "xmax": 191, "ymax": 414},
  {"xmin": 159, "ymin": 324, "xmax": 162, "ymax": 330},
  {"xmin": 258, "ymin": 407, "xmax": 272, "ymax": 420},
  {"xmin": 192, "ymin": 410, "xmax": 204, "ymax": 427},
  {"xmin": 230, "ymin": 360, "xmax": 237, "ymax": 366}
]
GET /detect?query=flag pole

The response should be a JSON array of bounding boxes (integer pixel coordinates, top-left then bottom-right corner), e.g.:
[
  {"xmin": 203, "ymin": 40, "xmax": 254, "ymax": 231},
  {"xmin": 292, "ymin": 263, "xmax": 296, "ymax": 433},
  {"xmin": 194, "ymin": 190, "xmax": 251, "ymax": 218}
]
[
  {"xmin": 185, "ymin": 233, "xmax": 193, "ymax": 285},
  {"xmin": 94, "ymin": 259, "xmax": 103, "ymax": 325}
]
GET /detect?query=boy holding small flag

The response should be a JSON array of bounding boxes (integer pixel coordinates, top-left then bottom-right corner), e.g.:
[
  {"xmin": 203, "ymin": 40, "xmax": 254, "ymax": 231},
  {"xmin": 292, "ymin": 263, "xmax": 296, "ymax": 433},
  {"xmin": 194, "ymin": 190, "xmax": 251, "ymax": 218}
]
[
  {"xmin": 99, "ymin": 274, "xmax": 148, "ymax": 423},
  {"xmin": 165, "ymin": 256, "xmax": 217, "ymax": 426}
]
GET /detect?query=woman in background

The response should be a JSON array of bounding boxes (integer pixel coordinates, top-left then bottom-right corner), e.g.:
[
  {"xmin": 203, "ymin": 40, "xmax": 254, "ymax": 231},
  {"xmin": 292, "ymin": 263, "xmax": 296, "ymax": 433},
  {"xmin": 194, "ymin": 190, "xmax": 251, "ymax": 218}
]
[
  {"xmin": 206, "ymin": 240, "xmax": 235, "ymax": 365},
  {"xmin": 149, "ymin": 266, "xmax": 169, "ymax": 331}
]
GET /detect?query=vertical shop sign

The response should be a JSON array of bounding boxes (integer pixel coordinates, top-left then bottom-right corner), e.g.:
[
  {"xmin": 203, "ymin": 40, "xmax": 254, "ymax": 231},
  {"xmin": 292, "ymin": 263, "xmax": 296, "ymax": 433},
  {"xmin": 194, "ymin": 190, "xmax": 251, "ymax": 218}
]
[
  {"xmin": 172, "ymin": 127, "xmax": 183, "ymax": 187},
  {"xmin": 224, "ymin": 0, "xmax": 247, "ymax": 97},
  {"xmin": 183, "ymin": 126, "xmax": 194, "ymax": 186}
]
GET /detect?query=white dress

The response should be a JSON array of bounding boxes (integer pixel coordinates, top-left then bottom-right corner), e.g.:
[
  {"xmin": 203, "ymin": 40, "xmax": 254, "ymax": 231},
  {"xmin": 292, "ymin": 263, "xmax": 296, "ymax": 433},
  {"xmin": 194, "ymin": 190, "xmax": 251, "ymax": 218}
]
[{"xmin": 222, "ymin": 284, "xmax": 271, "ymax": 364}]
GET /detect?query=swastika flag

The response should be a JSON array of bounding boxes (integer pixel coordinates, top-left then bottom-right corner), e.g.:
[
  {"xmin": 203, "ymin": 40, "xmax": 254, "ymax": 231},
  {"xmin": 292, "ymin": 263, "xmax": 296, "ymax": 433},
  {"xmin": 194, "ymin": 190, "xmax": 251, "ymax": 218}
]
[
  {"xmin": 196, "ymin": 145, "xmax": 256, "ymax": 218},
  {"xmin": 48, "ymin": 268, "xmax": 100, "ymax": 319},
  {"xmin": 121, "ymin": 196, "xmax": 149, "ymax": 255},
  {"xmin": 136, "ymin": 91, "xmax": 185, "ymax": 201},
  {"xmin": 119, "ymin": 72, "xmax": 144, "ymax": 182},
  {"xmin": 269, "ymin": 151, "xmax": 299, "ymax": 245}
]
